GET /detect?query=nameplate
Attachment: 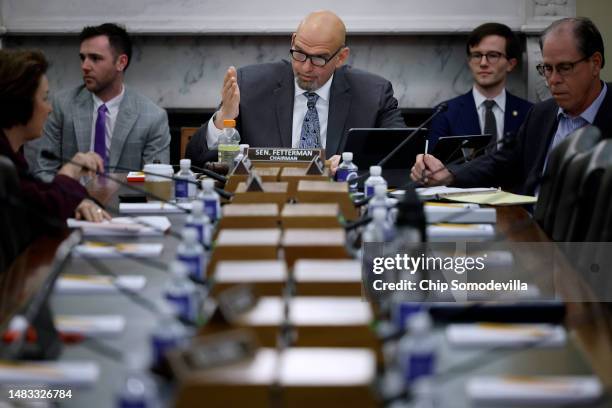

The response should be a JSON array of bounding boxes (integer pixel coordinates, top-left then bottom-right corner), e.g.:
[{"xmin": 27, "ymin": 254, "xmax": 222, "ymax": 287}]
[
  {"xmin": 306, "ymin": 155, "xmax": 325, "ymax": 175},
  {"xmin": 248, "ymin": 148, "xmax": 325, "ymax": 162}
]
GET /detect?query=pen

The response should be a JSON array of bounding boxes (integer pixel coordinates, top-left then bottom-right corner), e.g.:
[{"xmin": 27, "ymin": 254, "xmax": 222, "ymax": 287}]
[{"xmin": 424, "ymin": 140, "xmax": 429, "ymax": 155}]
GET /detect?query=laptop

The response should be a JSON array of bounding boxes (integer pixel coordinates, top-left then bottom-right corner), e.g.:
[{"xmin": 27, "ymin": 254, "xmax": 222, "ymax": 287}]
[
  {"xmin": 342, "ymin": 128, "xmax": 427, "ymax": 188},
  {"xmin": 432, "ymin": 134, "xmax": 492, "ymax": 164}
]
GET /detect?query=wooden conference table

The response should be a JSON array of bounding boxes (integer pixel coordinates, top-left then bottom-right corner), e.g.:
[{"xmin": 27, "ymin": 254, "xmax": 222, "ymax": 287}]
[{"xmin": 0, "ymin": 174, "xmax": 610, "ymax": 407}]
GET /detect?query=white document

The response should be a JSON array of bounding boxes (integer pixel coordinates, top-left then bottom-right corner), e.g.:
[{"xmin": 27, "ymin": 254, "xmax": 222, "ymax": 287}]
[
  {"xmin": 427, "ymin": 223, "xmax": 495, "ymax": 242},
  {"xmin": 119, "ymin": 202, "xmax": 192, "ymax": 214},
  {"xmin": 467, "ymin": 376, "xmax": 603, "ymax": 406},
  {"xmin": 0, "ymin": 361, "xmax": 99, "ymax": 387},
  {"xmin": 416, "ymin": 186, "xmax": 498, "ymax": 200},
  {"xmin": 424, "ymin": 203, "xmax": 496, "ymax": 224},
  {"xmin": 67, "ymin": 216, "xmax": 171, "ymax": 236},
  {"xmin": 446, "ymin": 323, "xmax": 566, "ymax": 348},
  {"xmin": 54, "ymin": 315, "xmax": 126, "ymax": 337},
  {"xmin": 55, "ymin": 275, "xmax": 146, "ymax": 294},
  {"xmin": 73, "ymin": 242, "xmax": 163, "ymax": 258}
]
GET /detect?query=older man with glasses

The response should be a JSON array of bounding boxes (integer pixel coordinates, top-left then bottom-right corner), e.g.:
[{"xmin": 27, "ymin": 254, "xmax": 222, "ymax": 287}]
[
  {"xmin": 186, "ymin": 10, "xmax": 406, "ymax": 169},
  {"xmin": 411, "ymin": 17, "xmax": 612, "ymax": 197},
  {"xmin": 427, "ymin": 23, "xmax": 532, "ymax": 159}
]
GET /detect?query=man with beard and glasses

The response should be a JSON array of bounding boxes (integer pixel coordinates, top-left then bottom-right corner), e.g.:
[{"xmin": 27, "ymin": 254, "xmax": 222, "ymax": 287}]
[
  {"xmin": 185, "ymin": 10, "xmax": 406, "ymax": 171},
  {"xmin": 28, "ymin": 23, "xmax": 170, "ymax": 180}
]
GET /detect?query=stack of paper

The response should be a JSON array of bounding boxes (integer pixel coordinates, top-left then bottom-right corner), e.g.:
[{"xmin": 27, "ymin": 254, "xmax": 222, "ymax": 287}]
[
  {"xmin": 446, "ymin": 323, "xmax": 566, "ymax": 348},
  {"xmin": 427, "ymin": 223, "xmax": 495, "ymax": 241},
  {"xmin": 55, "ymin": 315, "xmax": 126, "ymax": 337},
  {"xmin": 119, "ymin": 202, "xmax": 192, "ymax": 214},
  {"xmin": 0, "ymin": 361, "xmax": 99, "ymax": 386},
  {"xmin": 68, "ymin": 216, "xmax": 171, "ymax": 236},
  {"xmin": 73, "ymin": 242, "xmax": 163, "ymax": 258},
  {"xmin": 55, "ymin": 275, "xmax": 146, "ymax": 294},
  {"xmin": 424, "ymin": 202, "xmax": 496, "ymax": 223},
  {"xmin": 467, "ymin": 376, "xmax": 603, "ymax": 406},
  {"xmin": 416, "ymin": 187, "xmax": 498, "ymax": 200}
]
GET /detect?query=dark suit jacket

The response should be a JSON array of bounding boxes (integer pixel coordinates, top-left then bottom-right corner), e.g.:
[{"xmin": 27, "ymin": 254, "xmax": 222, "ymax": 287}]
[
  {"xmin": 447, "ymin": 83, "xmax": 612, "ymax": 195},
  {"xmin": 0, "ymin": 131, "xmax": 87, "ymax": 221},
  {"xmin": 186, "ymin": 60, "xmax": 406, "ymax": 166},
  {"xmin": 428, "ymin": 90, "xmax": 533, "ymax": 147}
]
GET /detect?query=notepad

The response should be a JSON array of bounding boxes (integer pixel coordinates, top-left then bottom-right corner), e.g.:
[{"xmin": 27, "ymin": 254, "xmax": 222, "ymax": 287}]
[
  {"xmin": 0, "ymin": 361, "xmax": 99, "ymax": 386},
  {"xmin": 467, "ymin": 376, "xmax": 603, "ymax": 405},
  {"xmin": 446, "ymin": 323, "xmax": 566, "ymax": 348},
  {"xmin": 55, "ymin": 275, "xmax": 146, "ymax": 294},
  {"xmin": 67, "ymin": 216, "xmax": 171, "ymax": 236},
  {"xmin": 73, "ymin": 242, "xmax": 163, "ymax": 258},
  {"xmin": 444, "ymin": 190, "xmax": 537, "ymax": 206},
  {"xmin": 119, "ymin": 202, "xmax": 192, "ymax": 214},
  {"xmin": 55, "ymin": 315, "xmax": 126, "ymax": 337}
]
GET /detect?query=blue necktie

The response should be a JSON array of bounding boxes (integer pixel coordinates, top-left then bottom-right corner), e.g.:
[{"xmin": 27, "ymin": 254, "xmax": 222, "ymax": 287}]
[
  {"xmin": 299, "ymin": 92, "xmax": 321, "ymax": 149},
  {"xmin": 94, "ymin": 104, "xmax": 108, "ymax": 165}
]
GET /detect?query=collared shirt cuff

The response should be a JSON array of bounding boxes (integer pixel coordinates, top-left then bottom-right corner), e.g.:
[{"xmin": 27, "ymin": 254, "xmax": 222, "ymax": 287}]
[{"xmin": 206, "ymin": 112, "xmax": 224, "ymax": 150}]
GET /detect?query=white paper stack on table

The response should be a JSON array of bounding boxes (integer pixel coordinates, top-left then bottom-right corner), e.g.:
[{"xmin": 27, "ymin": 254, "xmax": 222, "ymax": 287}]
[
  {"xmin": 54, "ymin": 275, "xmax": 146, "ymax": 294},
  {"xmin": 446, "ymin": 323, "xmax": 566, "ymax": 348},
  {"xmin": 467, "ymin": 376, "xmax": 603, "ymax": 406},
  {"xmin": 68, "ymin": 216, "xmax": 171, "ymax": 236},
  {"xmin": 73, "ymin": 242, "xmax": 163, "ymax": 258},
  {"xmin": 424, "ymin": 202, "xmax": 496, "ymax": 223},
  {"xmin": 0, "ymin": 361, "xmax": 99, "ymax": 386},
  {"xmin": 119, "ymin": 202, "xmax": 192, "ymax": 214},
  {"xmin": 427, "ymin": 223, "xmax": 495, "ymax": 241},
  {"xmin": 54, "ymin": 315, "xmax": 126, "ymax": 337}
]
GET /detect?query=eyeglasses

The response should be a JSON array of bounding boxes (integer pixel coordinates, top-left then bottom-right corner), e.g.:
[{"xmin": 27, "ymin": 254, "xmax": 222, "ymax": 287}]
[
  {"xmin": 289, "ymin": 46, "xmax": 344, "ymax": 67},
  {"xmin": 468, "ymin": 51, "xmax": 507, "ymax": 64},
  {"xmin": 536, "ymin": 56, "xmax": 590, "ymax": 78}
]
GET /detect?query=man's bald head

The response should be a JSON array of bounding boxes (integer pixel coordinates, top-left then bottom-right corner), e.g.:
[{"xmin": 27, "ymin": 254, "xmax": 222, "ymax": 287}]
[
  {"xmin": 290, "ymin": 10, "xmax": 350, "ymax": 91},
  {"xmin": 295, "ymin": 10, "xmax": 346, "ymax": 50}
]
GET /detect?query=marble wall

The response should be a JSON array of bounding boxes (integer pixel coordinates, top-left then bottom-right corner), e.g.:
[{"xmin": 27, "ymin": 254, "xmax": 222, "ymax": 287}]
[
  {"xmin": 1, "ymin": 0, "xmax": 577, "ymax": 110},
  {"xmin": 4, "ymin": 35, "xmax": 528, "ymax": 110}
]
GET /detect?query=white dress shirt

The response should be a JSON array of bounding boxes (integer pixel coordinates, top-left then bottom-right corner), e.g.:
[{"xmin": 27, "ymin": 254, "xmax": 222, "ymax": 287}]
[
  {"xmin": 89, "ymin": 85, "xmax": 125, "ymax": 157},
  {"xmin": 473, "ymin": 87, "xmax": 505, "ymax": 142},
  {"xmin": 206, "ymin": 74, "xmax": 334, "ymax": 149}
]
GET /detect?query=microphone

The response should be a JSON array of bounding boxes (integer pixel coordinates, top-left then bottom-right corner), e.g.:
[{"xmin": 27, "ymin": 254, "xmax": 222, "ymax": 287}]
[{"xmin": 354, "ymin": 102, "xmax": 449, "ymax": 182}]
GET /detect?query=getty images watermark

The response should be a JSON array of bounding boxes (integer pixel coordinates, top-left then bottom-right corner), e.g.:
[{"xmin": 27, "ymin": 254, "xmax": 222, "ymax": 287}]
[{"xmin": 361, "ymin": 242, "xmax": 612, "ymax": 303}]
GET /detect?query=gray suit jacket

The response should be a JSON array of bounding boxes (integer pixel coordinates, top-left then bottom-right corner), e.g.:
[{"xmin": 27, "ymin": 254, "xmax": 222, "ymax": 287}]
[
  {"xmin": 186, "ymin": 60, "xmax": 406, "ymax": 166},
  {"xmin": 27, "ymin": 85, "xmax": 170, "ymax": 180}
]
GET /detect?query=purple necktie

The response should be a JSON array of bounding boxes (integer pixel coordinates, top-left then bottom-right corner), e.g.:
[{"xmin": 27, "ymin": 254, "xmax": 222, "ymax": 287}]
[{"xmin": 94, "ymin": 104, "xmax": 108, "ymax": 165}]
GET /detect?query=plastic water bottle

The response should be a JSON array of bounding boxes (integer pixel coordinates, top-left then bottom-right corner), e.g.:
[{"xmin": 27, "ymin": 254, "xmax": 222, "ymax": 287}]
[
  {"xmin": 397, "ymin": 311, "xmax": 437, "ymax": 386},
  {"xmin": 185, "ymin": 200, "xmax": 211, "ymax": 247},
  {"xmin": 363, "ymin": 207, "xmax": 390, "ymax": 243},
  {"xmin": 165, "ymin": 261, "xmax": 200, "ymax": 323},
  {"xmin": 368, "ymin": 183, "xmax": 391, "ymax": 215},
  {"xmin": 116, "ymin": 352, "xmax": 159, "ymax": 408},
  {"xmin": 150, "ymin": 303, "xmax": 190, "ymax": 370},
  {"xmin": 198, "ymin": 179, "xmax": 221, "ymax": 223},
  {"xmin": 336, "ymin": 152, "xmax": 359, "ymax": 193},
  {"xmin": 364, "ymin": 165, "xmax": 387, "ymax": 197},
  {"xmin": 218, "ymin": 119, "xmax": 241, "ymax": 171},
  {"xmin": 174, "ymin": 159, "xmax": 197, "ymax": 202},
  {"xmin": 176, "ymin": 227, "xmax": 206, "ymax": 281}
]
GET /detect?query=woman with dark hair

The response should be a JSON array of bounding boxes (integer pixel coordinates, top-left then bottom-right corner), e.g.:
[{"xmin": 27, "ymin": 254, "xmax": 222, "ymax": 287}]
[{"xmin": 0, "ymin": 49, "xmax": 110, "ymax": 222}]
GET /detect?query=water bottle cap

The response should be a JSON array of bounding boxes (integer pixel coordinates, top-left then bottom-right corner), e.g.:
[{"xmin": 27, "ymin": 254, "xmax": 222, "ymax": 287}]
[
  {"xmin": 180, "ymin": 159, "xmax": 191, "ymax": 169},
  {"xmin": 342, "ymin": 152, "xmax": 353, "ymax": 161},
  {"xmin": 223, "ymin": 119, "xmax": 236, "ymax": 128},
  {"xmin": 191, "ymin": 200, "xmax": 204, "ymax": 215},
  {"xmin": 370, "ymin": 165, "xmax": 382, "ymax": 176},
  {"xmin": 406, "ymin": 311, "xmax": 432, "ymax": 333},
  {"xmin": 170, "ymin": 260, "xmax": 189, "ymax": 279},
  {"xmin": 201, "ymin": 178, "xmax": 215, "ymax": 190},
  {"xmin": 372, "ymin": 207, "xmax": 387, "ymax": 220},
  {"xmin": 374, "ymin": 183, "xmax": 387, "ymax": 196},
  {"xmin": 182, "ymin": 227, "xmax": 198, "ymax": 243}
]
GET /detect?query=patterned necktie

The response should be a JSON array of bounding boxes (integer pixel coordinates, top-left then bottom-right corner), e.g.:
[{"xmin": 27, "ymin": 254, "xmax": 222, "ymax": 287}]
[
  {"xmin": 483, "ymin": 100, "xmax": 498, "ymax": 152},
  {"xmin": 94, "ymin": 104, "xmax": 108, "ymax": 165},
  {"xmin": 299, "ymin": 92, "xmax": 321, "ymax": 149}
]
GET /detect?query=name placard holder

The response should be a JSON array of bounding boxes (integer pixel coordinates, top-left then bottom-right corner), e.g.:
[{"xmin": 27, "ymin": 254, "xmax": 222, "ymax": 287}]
[{"xmin": 248, "ymin": 148, "xmax": 326, "ymax": 168}]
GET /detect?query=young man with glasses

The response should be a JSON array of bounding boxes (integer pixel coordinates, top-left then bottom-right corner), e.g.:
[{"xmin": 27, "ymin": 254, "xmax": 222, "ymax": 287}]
[
  {"xmin": 427, "ymin": 23, "xmax": 532, "ymax": 151},
  {"xmin": 185, "ymin": 10, "xmax": 405, "ymax": 169},
  {"xmin": 411, "ymin": 17, "xmax": 611, "ymax": 197}
]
